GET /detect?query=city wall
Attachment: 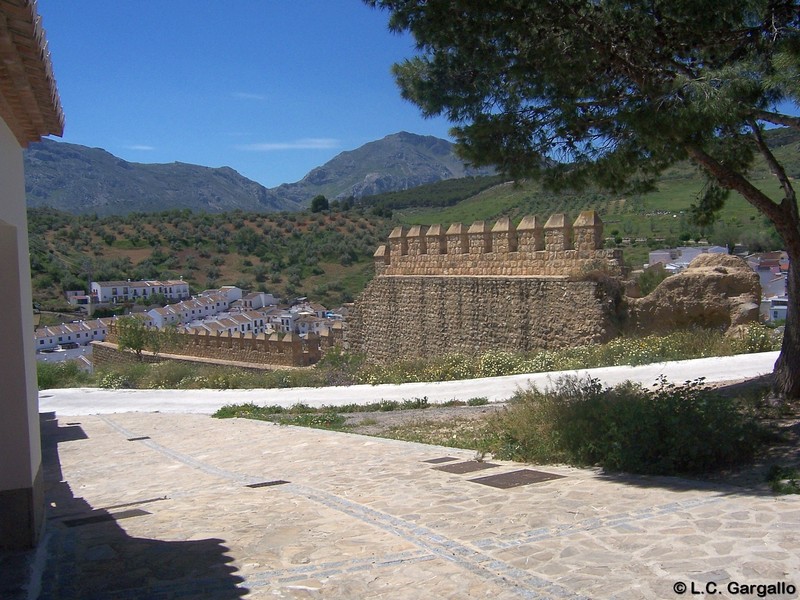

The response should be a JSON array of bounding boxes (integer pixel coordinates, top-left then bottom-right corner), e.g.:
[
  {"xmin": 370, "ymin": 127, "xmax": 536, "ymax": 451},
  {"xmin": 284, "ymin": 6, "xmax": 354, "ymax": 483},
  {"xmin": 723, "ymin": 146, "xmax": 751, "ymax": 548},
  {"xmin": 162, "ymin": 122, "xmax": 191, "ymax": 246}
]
[
  {"xmin": 103, "ymin": 322, "xmax": 344, "ymax": 367},
  {"xmin": 374, "ymin": 211, "xmax": 623, "ymax": 277},
  {"xmin": 350, "ymin": 212, "xmax": 625, "ymax": 362}
]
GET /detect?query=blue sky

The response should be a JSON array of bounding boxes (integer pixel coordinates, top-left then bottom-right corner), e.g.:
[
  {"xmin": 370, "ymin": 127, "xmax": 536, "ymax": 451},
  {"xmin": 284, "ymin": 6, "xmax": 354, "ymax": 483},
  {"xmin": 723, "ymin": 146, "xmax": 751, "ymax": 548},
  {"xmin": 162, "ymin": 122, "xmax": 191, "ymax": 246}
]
[{"xmin": 36, "ymin": 1, "xmax": 453, "ymax": 188}]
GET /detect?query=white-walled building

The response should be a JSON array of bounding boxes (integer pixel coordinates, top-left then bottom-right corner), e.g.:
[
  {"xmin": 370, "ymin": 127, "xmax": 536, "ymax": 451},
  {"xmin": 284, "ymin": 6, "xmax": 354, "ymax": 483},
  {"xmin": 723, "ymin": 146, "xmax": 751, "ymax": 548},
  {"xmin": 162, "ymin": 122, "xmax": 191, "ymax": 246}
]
[
  {"xmin": 648, "ymin": 245, "xmax": 728, "ymax": 272},
  {"xmin": 747, "ymin": 252, "xmax": 789, "ymax": 297},
  {"xmin": 0, "ymin": 0, "xmax": 64, "ymax": 550},
  {"xmin": 34, "ymin": 319, "xmax": 112, "ymax": 351},
  {"xmin": 91, "ymin": 279, "xmax": 190, "ymax": 304},
  {"xmin": 200, "ymin": 285, "xmax": 243, "ymax": 304},
  {"xmin": 147, "ymin": 291, "xmax": 230, "ymax": 329},
  {"xmin": 761, "ymin": 296, "xmax": 789, "ymax": 323},
  {"xmin": 295, "ymin": 315, "xmax": 328, "ymax": 336},
  {"xmin": 233, "ymin": 291, "xmax": 280, "ymax": 310}
]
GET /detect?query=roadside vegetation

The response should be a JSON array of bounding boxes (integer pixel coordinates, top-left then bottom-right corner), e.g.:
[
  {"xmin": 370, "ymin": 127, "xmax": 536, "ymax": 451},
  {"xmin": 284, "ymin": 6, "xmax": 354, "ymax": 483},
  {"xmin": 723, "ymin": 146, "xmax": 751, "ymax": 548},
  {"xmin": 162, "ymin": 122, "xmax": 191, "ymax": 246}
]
[
  {"xmin": 37, "ymin": 361, "xmax": 93, "ymax": 389},
  {"xmin": 37, "ymin": 322, "xmax": 778, "ymax": 391},
  {"xmin": 39, "ymin": 324, "xmax": 795, "ymax": 486},
  {"xmin": 211, "ymin": 372, "xmax": 795, "ymax": 483},
  {"xmin": 392, "ymin": 376, "xmax": 795, "ymax": 481},
  {"xmin": 213, "ymin": 396, "xmax": 489, "ymax": 424},
  {"xmin": 478, "ymin": 376, "xmax": 772, "ymax": 475}
]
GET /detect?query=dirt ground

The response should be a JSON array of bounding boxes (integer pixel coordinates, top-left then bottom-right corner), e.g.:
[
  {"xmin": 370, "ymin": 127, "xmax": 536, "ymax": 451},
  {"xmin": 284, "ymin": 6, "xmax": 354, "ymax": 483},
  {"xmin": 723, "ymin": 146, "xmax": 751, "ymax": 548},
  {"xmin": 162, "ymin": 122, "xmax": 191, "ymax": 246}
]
[
  {"xmin": 341, "ymin": 376, "xmax": 800, "ymax": 490},
  {"xmin": 342, "ymin": 402, "xmax": 507, "ymax": 435}
]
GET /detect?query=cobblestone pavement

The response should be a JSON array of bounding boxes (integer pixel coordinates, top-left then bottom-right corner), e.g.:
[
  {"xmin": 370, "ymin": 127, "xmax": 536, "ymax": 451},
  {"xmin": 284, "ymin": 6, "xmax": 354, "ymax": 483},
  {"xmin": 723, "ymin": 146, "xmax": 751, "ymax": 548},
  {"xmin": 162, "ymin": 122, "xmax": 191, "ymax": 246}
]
[{"xmin": 35, "ymin": 412, "xmax": 800, "ymax": 599}]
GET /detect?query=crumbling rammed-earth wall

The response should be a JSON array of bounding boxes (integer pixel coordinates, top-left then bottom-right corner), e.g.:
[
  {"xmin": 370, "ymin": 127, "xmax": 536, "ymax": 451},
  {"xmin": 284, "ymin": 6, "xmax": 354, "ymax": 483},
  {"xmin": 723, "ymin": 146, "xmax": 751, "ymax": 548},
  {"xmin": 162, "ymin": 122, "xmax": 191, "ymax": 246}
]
[{"xmin": 350, "ymin": 211, "xmax": 624, "ymax": 362}]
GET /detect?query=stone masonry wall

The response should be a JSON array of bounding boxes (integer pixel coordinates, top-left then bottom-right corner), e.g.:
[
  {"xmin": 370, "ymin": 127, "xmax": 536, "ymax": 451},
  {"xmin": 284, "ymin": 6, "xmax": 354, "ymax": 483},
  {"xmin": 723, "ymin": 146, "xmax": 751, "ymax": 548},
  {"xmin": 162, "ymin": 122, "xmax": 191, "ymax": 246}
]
[
  {"xmin": 352, "ymin": 211, "xmax": 623, "ymax": 362},
  {"xmin": 105, "ymin": 322, "xmax": 344, "ymax": 367},
  {"xmin": 374, "ymin": 211, "xmax": 623, "ymax": 277},
  {"xmin": 349, "ymin": 276, "xmax": 621, "ymax": 362},
  {"xmin": 92, "ymin": 342, "xmax": 286, "ymax": 372}
]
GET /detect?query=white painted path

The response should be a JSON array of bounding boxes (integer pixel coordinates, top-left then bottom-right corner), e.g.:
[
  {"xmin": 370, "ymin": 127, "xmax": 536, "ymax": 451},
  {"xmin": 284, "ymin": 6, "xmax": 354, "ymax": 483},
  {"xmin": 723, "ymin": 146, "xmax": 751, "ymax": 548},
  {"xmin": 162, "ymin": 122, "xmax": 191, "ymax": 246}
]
[{"xmin": 38, "ymin": 351, "xmax": 780, "ymax": 416}]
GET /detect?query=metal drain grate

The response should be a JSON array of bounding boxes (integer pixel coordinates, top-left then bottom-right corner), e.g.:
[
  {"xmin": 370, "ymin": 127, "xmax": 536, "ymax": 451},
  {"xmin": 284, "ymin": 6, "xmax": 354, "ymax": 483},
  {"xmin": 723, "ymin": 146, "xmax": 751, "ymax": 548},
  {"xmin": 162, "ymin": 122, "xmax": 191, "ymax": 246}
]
[
  {"xmin": 62, "ymin": 509, "xmax": 150, "ymax": 528},
  {"xmin": 246, "ymin": 480, "xmax": 289, "ymax": 488},
  {"xmin": 433, "ymin": 461, "xmax": 499, "ymax": 474},
  {"xmin": 468, "ymin": 469, "xmax": 566, "ymax": 489},
  {"xmin": 422, "ymin": 457, "xmax": 460, "ymax": 464},
  {"xmin": 126, "ymin": 436, "xmax": 150, "ymax": 441}
]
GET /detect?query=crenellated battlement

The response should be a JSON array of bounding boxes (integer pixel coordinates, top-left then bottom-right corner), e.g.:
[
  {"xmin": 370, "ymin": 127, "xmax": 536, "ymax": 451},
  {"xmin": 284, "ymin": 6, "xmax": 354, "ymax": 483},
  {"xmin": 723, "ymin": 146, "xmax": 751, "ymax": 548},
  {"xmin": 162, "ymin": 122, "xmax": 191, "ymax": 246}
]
[
  {"xmin": 105, "ymin": 322, "xmax": 344, "ymax": 367},
  {"xmin": 374, "ymin": 211, "xmax": 622, "ymax": 277}
]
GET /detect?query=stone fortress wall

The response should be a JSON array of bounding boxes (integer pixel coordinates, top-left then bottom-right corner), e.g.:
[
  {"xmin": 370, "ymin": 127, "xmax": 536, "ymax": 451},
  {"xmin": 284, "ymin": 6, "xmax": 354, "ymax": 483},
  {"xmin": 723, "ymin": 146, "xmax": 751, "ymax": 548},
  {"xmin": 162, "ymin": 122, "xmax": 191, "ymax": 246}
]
[
  {"xmin": 374, "ymin": 211, "xmax": 623, "ymax": 277},
  {"xmin": 350, "ymin": 211, "xmax": 626, "ymax": 362},
  {"xmin": 103, "ymin": 321, "xmax": 344, "ymax": 367}
]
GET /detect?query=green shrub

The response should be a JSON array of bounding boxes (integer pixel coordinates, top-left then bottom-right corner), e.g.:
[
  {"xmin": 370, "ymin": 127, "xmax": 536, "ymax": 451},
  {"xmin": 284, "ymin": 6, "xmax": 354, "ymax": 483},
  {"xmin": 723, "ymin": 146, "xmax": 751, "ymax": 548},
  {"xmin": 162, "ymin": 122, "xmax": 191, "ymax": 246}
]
[
  {"xmin": 274, "ymin": 412, "xmax": 346, "ymax": 429},
  {"xmin": 637, "ymin": 266, "xmax": 669, "ymax": 296},
  {"xmin": 97, "ymin": 363, "xmax": 150, "ymax": 389},
  {"xmin": 486, "ymin": 375, "xmax": 766, "ymax": 475},
  {"xmin": 71, "ymin": 325, "xmax": 783, "ymax": 392},
  {"xmin": 728, "ymin": 323, "xmax": 782, "ymax": 354},
  {"xmin": 442, "ymin": 399, "xmax": 467, "ymax": 407},
  {"xmin": 766, "ymin": 465, "xmax": 800, "ymax": 494},
  {"xmin": 213, "ymin": 403, "xmax": 270, "ymax": 419},
  {"xmin": 148, "ymin": 361, "xmax": 197, "ymax": 388},
  {"xmin": 467, "ymin": 397, "xmax": 490, "ymax": 406},
  {"xmin": 401, "ymin": 396, "xmax": 429, "ymax": 410},
  {"xmin": 37, "ymin": 361, "xmax": 91, "ymax": 389}
]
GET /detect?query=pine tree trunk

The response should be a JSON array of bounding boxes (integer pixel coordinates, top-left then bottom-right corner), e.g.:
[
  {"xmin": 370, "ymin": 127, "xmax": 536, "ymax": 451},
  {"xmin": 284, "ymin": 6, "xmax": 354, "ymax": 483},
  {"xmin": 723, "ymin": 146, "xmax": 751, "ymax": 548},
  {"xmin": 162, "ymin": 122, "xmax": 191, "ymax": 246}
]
[{"xmin": 773, "ymin": 257, "xmax": 800, "ymax": 400}]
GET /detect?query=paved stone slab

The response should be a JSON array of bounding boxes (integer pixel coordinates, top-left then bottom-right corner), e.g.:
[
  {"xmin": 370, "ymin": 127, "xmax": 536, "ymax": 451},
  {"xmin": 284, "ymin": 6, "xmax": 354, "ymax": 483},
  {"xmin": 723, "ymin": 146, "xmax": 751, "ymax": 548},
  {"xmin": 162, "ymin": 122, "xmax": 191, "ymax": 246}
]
[{"xmin": 34, "ymin": 412, "xmax": 800, "ymax": 599}]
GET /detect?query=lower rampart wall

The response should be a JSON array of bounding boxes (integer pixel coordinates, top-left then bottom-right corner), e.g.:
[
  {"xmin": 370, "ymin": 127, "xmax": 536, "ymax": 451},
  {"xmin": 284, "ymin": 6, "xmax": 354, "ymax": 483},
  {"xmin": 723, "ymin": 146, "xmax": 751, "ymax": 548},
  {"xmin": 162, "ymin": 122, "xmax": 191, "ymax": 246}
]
[
  {"xmin": 104, "ymin": 324, "xmax": 344, "ymax": 367},
  {"xmin": 92, "ymin": 342, "xmax": 304, "ymax": 372},
  {"xmin": 349, "ymin": 276, "xmax": 621, "ymax": 362}
]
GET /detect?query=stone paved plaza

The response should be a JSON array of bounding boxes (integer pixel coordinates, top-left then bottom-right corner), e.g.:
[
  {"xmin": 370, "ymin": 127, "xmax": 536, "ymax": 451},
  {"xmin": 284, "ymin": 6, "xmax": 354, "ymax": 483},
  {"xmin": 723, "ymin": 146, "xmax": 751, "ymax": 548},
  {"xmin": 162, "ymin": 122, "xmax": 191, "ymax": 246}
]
[{"xmin": 21, "ymin": 411, "xmax": 800, "ymax": 598}]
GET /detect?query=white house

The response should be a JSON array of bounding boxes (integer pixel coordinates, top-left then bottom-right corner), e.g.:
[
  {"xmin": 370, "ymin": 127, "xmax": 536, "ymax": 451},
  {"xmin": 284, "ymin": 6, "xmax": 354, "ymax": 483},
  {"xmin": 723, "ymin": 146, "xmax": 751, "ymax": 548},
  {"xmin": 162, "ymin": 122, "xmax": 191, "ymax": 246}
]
[
  {"xmin": 762, "ymin": 275, "xmax": 788, "ymax": 300},
  {"xmin": 295, "ymin": 315, "xmax": 327, "ymax": 336},
  {"xmin": 291, "ymin": 301, "xmax": 327, "ymax": 319},
  {"xmin": 269, "ymin": 309, "xmax": 296, "ymax": 333},
  {"xmin": 34, "ymin": 318, "xmax": 112, "ymax": 351},
  {"xmin": 761, "ymin": 296, "xmax": 789, "ymax": 323},
  {"xmin": 747, "ymin": 252, "xmax": 789, "ymax": 297},
  {"xmin": 147, "ymin": 305, "xmax": 181, "ymax": 329},
  {"xmin": 648, "ymin": 245, "xmax": 728, "ymax": 272},
  {"xmin": 147, "ymin": 292, "xmax": 231, "ymax": 329},
  {"xmin": 91, "ymin": 279, "xmax": 190, "ymax": 304},
  {"xmin": 233, "ymin": 291, "xmax": 280, "ymax": 310},
  {"xmin": 0, "ymin": 0, "xmax": 64, "ymax": 550},
  {"xmin": 201, "ymin": 285, "xmax": 243, "ymax": 304}
]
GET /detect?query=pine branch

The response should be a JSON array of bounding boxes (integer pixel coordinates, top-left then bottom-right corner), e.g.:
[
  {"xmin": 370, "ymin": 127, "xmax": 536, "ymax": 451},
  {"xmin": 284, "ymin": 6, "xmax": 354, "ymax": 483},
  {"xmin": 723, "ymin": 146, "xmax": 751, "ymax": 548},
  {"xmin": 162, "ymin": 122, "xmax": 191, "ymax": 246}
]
[
  {"xmin": 752, "ymin": 109, "xmax": 800, "ymax": 130},
  {"xmin": 748, "ymin": 118, "xmax": 798, "ymax": 217},
  {"xmin": 684, "ymin": 144, "xmax": 784, "ymax": 225}
]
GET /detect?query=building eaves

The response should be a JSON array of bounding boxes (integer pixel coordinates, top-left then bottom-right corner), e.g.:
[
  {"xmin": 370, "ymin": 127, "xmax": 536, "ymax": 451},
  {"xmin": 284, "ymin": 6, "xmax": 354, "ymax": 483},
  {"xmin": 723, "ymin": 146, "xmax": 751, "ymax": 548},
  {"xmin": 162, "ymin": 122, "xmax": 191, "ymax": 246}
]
[{"xmin": 0, "ymin": 0, "xmax": 64, "ymax": 146}]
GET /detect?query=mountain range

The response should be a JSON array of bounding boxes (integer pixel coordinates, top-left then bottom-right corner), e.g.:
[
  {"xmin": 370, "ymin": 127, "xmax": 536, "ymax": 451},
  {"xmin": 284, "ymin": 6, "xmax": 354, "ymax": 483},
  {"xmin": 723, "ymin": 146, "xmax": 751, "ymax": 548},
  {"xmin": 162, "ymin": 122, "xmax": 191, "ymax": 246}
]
[{"xmin": 23, "ymin": 132, "xmax": 493, "ymax": 215}]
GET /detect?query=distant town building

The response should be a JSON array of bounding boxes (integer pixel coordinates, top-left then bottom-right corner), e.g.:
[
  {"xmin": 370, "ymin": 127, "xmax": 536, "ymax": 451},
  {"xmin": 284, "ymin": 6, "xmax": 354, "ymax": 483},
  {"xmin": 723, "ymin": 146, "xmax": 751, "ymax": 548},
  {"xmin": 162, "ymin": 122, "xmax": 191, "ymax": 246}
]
[
  {"xmin": 647, "ymin": 246, "xmax": 728, "ymax": 273},
  {"xmin": 761, "ymin": 296, "xmax": 788, "ymax": 323},
  {"xmin": 34, "ymin": 318, "xmax": 112, "ymax": 351},
  {"xmin": 200, "ymin": 285, "xmax": 243, "ymax": 304},
  {"xmin": 91, "ymin": 279, "xmax": 190, "ymax": 304},
  {"xmin": 747, "ymin": 252, "xmax": 790, "ymax": 322},
  {"xmin": 232, "ymin": 291, "xmax": 280, "ymax": 311}
]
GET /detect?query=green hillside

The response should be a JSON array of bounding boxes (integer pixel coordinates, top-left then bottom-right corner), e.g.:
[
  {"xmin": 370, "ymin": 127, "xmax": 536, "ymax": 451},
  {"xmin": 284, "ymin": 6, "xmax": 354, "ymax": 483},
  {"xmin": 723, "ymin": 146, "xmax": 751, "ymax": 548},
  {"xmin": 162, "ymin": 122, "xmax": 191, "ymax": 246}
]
[
  {"xmin": 30, "ymin": 128, "xmax": 796, "ymax": 312},
  {"xmin": 373, "ymin": 128, "xmax": 797, "ymax": 267},
  {"xmin": 28, "ymin": 207, "xmax": 392, "ymax": 311}
]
